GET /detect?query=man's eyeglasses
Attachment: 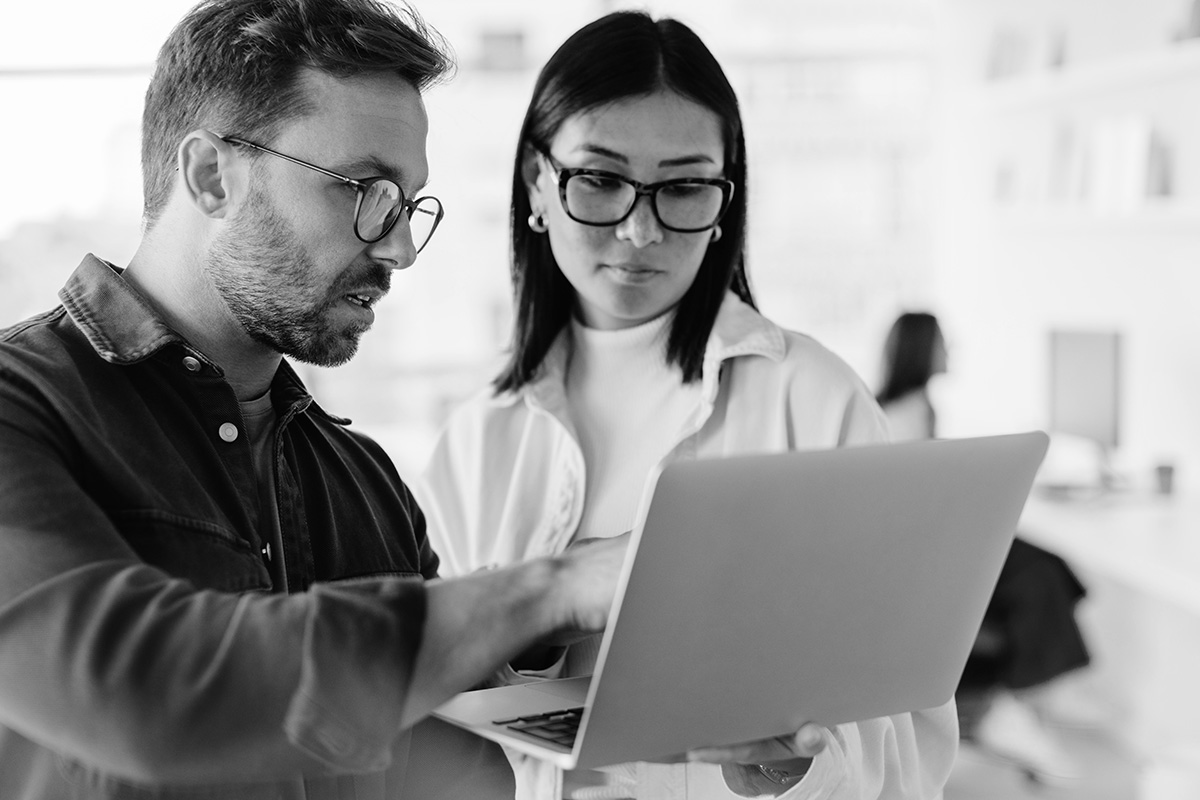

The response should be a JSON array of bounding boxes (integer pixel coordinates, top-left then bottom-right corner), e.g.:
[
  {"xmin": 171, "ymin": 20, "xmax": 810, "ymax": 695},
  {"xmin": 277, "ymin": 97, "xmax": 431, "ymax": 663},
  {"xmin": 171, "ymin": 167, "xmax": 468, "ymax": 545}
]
[
  {"xmin": 222, "ymin": 137, "xmax": 444, "ymax": 251},
  {"xmin": 542, "ymin": 152, "xmax": 734, "ymax": 233}
]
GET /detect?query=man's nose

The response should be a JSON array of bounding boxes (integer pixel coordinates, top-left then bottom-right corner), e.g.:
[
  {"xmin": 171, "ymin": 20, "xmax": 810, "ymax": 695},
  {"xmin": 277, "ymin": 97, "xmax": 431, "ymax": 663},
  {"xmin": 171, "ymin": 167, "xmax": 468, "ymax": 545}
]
[{"xmin": 366, "ymin": 215, "xmax": 418, "ymax": 270}]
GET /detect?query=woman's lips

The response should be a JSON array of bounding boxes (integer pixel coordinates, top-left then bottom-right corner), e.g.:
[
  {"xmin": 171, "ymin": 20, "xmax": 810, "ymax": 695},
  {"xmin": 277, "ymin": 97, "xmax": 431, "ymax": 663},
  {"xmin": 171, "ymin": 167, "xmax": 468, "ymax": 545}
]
[{"xmin": 604, "ymin": 263, "xmax": 660, "ymax": 284}]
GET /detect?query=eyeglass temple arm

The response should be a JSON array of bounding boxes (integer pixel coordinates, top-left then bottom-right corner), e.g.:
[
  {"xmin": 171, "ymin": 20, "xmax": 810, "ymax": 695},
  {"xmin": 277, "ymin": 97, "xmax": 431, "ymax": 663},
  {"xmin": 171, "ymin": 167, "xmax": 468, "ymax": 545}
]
[{"xmin": 221, "ymin": 136, "xmax": 365, "ymax": 189}]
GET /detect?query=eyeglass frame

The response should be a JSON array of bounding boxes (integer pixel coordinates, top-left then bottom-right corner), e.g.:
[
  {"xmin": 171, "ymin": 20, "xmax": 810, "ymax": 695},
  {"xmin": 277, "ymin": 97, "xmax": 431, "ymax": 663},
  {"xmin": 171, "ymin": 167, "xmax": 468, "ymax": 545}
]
[
  {"xmin": 539, "ymin": 150, "xmax": 735, "ymax": 233},
  {"xmin": 221, "ymin": 136, "xmax": 444, "ymax": 249}
]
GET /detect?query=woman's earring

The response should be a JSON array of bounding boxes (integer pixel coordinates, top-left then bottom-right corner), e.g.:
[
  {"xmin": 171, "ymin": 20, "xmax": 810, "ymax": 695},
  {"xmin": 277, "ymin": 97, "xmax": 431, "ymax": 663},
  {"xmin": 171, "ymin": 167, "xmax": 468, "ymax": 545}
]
[
  {"xmin": 528, "ymin": 213, "xmax": 548, "ymax": 233},
  {"xmin": 710, "ymin": 225, "xmax": 723, "ymax": 243}
]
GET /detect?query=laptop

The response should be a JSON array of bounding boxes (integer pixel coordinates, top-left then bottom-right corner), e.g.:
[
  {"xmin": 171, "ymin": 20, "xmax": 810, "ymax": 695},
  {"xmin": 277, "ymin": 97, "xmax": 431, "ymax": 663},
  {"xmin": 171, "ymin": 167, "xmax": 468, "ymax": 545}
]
[{"xmin": 433, "ymin": 431, "xmax": 1050, "ymax": 771}]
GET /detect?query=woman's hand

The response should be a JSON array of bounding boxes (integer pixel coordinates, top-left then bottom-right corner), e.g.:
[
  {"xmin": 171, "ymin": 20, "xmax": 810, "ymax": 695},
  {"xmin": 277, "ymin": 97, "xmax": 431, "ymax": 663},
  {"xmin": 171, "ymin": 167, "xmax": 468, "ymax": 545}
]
[{"xmin": 686, "ymin": 723, "xmax": 828, "ymax": 798}]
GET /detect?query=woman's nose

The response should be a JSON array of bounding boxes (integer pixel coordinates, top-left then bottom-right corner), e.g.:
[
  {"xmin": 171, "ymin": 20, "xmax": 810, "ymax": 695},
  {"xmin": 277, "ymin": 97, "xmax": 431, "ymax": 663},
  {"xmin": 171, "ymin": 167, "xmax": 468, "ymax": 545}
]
[{"xmin": 614, "ymin": 194, "xmax": 664, "ymax": 248}]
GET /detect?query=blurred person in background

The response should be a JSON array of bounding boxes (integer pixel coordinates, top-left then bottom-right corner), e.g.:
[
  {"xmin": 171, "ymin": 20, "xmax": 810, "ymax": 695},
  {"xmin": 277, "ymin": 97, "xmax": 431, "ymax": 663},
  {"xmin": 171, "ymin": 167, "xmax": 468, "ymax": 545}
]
[
  {"xmin": 877, "ymin": 311, "xmax": 1091, "ymax": 785},
  {"xmin": 875, "ymin": 312, "xmax": 947, "ymax": 442},
  {"xmin": 418, "ymin": 12, "xmax": 959, "ymax": 800},
  {"xmin": 0, "ymin": 1, "xmax": 630, "ymax": 797}
]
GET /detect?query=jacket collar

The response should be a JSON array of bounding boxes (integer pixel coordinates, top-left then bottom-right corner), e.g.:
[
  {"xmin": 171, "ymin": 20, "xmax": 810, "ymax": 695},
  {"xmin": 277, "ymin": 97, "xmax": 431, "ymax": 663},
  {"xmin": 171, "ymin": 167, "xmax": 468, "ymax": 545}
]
[
  {"xmin": 703, "ymin": 291, "xmax": 785, "ymax": 368},
  {"xmin": 500, "ymin": 291, "xmax": 785, "ymax": 413},
  {"xmin": 59, "ymin": 254, "xmax": 333, "ymax": 422},
  {"xmin": 60, "ymin": 254, "xmax": 189, "ymax": 366},
  {"xmin": 698, "ymin": 292, "xmax": 785, "ymax": 402}
]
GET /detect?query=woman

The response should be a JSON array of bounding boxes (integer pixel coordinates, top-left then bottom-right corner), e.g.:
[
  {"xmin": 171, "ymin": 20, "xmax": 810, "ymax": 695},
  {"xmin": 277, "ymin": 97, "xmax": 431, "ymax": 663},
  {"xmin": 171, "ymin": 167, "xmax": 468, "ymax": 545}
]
[
  {"xmin": 418, "ymin": 12, "xmax": 957, "ymax": 799},
  {"xmin": 875, "ymin": 312, "xmax": 947, "ymax": 442},
  {"xmin": 876, "ymin": 311, "xmax": 1090, "ymax": 785}
]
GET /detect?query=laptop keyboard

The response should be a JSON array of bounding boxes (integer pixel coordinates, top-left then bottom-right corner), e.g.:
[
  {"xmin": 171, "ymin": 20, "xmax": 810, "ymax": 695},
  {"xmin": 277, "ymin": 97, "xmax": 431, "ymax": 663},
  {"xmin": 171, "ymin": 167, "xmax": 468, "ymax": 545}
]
[{"xmin": 494, "ymin": 707, "xmax": 583, "ymax": 748}]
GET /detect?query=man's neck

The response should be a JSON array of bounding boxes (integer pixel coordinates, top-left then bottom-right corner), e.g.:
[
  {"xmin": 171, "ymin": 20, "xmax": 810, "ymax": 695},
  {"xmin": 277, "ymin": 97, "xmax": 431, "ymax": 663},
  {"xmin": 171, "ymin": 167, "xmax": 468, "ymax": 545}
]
[{"xmin": 124, "ymin": 234, "xmax": 282, "ymax": 402}]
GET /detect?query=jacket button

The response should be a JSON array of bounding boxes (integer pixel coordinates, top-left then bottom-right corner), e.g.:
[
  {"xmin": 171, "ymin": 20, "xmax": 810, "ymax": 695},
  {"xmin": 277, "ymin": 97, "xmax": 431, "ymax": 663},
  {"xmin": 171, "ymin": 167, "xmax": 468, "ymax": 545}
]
[
  {"xmin": 218, "ymin": 422, "xmax": 239, "ymax": 442},
  {"xmin": 182, "ymin": 356, "xmax": 202, "ymax": 372}
]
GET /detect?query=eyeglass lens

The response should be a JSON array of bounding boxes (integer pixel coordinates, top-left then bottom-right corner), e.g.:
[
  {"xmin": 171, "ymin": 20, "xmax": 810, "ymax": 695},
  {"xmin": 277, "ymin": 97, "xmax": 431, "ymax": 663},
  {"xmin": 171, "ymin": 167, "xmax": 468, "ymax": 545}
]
[
  {"xmin": 356, "ymin": 180, "xmax": 442, "ymax": 251},
  {"xmin": 564, "ymin": 174, "xmax": 726, "ymax": 231}
]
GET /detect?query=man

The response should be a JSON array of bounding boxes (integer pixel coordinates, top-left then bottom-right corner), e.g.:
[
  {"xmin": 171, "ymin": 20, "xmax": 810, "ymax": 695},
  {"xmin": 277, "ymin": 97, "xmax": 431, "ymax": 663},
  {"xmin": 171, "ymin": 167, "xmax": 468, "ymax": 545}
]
[{"xmin": 0, "ymin": 1, "xmax": 626, "ymax": 797}]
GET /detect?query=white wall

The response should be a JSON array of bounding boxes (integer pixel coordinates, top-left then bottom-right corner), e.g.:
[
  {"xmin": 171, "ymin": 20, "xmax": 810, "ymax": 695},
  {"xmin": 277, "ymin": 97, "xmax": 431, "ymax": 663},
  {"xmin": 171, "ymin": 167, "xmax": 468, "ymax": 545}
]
[{"xmin": 933, "ymin": 0, "xmax": 1200, "ymax": 491}]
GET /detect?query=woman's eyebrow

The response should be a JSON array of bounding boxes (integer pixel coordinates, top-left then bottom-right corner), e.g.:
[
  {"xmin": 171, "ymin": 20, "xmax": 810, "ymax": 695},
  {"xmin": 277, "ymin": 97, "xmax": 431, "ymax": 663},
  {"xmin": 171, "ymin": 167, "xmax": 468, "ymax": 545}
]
[
  {"xmin": 658, "ymin": 154, "xmax": 718, "ymax": 167},
  {"xmin": 577, "ymin": 144, "xmax": 629, "ymax": 163},
  {"xmin": 577, "ymin": 144, "xmax": 717, "ymax": 168}
]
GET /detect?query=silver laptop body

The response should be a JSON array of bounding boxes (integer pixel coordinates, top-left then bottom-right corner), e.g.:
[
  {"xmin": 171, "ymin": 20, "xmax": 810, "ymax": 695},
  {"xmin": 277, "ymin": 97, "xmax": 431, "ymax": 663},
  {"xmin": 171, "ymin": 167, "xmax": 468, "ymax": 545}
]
[{"xmin": 433, "ymin": 431, "xmax": 1050, "ymax": 770}]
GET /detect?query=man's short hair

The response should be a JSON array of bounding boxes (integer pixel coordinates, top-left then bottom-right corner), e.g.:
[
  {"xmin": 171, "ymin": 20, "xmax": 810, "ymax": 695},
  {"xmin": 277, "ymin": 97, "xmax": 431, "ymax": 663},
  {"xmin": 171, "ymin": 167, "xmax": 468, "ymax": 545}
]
[{"xmin": 141, "ymin": 0, "xmax": 454, "ymax": 228}]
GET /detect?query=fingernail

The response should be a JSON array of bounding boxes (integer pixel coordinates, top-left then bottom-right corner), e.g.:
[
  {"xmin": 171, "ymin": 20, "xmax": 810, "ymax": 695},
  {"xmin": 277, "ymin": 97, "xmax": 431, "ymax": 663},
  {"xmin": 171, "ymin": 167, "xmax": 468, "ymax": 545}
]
[{"xmin": 801, "ymin": 727, "xmax": 825, "ymax": 750}]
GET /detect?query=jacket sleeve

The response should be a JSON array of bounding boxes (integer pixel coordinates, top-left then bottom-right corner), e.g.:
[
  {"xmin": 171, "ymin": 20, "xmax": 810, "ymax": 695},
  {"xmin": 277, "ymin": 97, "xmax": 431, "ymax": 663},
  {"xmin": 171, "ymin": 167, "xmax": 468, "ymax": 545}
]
[
  {"xmin": 833, "ymin": 702, "xmax": 959, "ymax": 800},
  {"xmin": 762, "ymin": 701, "xmax": 958, "ymax": 800},
  {"xmin": 0, "ymin": 366, "xmax": 425, "ymax": 785}
]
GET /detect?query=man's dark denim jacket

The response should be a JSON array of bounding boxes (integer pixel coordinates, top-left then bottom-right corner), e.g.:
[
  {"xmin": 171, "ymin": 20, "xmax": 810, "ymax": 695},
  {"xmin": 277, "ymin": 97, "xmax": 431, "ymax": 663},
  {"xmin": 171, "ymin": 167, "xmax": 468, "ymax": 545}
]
[{"xmin": 0, "ymin": 255, "xmax": 510, "ymax": 799}]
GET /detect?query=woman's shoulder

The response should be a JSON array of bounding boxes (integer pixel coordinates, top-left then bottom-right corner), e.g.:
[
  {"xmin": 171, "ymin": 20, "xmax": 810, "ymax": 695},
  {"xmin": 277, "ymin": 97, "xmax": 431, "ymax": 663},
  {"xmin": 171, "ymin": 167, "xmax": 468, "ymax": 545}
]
[
  {"xmin": 745, "ymin": 320, "xmax": 871, "ymax": 390},
  {"xmin": 710, "ymin": 305, "xmax": 888, "ymax": 445},
  {"xmin": 881, "ymin": 387, "xmax": 933, "ymax": 414},
  {"xmin": 881, "ymin": 388, "xmax": 934, "ymax": 441},
  {"xmin": 776, "ymin": 327, "xmax": 856, "ymax": 372},
  {"xmin": 712, "ymin": 296, "xmax": 859, "ymax": 378}
]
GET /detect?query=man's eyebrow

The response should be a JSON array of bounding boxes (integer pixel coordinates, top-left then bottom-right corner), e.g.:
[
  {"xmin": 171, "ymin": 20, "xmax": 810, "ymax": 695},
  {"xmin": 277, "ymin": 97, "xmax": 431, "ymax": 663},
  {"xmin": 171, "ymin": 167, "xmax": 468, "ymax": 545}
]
[
  {"xmin": 336, "ymin": 155, "xmax": 429, "ymax": 194},
  {"xmin": 337, "ymin": 155, "xmax": 417, "ymax": 185},
  {"xmin": 577, "ymin": 144, "xmax": 718, "ymax": 168}
]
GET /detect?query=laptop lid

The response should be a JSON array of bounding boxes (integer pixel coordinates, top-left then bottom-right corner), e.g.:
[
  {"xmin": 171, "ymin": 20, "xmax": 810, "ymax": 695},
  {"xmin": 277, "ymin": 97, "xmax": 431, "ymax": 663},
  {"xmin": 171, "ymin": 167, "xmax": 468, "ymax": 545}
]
[{"xmin": 434, "ymin": 431, "xmax": 1049, "ymax": 771}]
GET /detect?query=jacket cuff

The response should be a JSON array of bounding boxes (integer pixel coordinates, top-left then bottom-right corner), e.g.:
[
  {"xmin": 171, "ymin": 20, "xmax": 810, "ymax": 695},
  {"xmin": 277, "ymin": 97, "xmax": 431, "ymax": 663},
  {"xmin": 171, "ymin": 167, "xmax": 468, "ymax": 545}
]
[{"xmin": 284, "ymin": 578, "xmax": 426, "ymax": 772}]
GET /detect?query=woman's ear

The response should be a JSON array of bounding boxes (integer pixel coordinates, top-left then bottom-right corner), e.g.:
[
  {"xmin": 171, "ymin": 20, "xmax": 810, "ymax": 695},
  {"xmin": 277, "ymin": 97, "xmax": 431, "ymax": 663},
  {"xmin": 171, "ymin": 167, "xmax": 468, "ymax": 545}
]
[
  {"xmin": 177, "ymin": 130, "xmax": 242, "ymax": 219},
  {"xmin": 521, "ymin": 144, "xmax": 548, "ymax": 214}
]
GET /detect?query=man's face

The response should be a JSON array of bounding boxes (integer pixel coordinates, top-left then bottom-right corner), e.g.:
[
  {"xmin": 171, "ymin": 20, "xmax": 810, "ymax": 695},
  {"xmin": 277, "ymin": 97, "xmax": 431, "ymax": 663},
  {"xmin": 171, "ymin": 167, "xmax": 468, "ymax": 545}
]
[{"xmin": 206, "ymin": 68, "xmax": 431, "ymax": 367}]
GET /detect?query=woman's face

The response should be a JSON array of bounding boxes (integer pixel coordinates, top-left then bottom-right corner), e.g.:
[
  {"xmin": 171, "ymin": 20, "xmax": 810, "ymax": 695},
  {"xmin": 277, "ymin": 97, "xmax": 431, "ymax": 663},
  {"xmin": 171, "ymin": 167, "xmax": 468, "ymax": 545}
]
[
  {"xmin": 932, "ymin": 330, "xmax": 948, "ymax": 374},
  {"xmin": 528, "ymin": 90, "xmax": 727, "ymax": 330}
]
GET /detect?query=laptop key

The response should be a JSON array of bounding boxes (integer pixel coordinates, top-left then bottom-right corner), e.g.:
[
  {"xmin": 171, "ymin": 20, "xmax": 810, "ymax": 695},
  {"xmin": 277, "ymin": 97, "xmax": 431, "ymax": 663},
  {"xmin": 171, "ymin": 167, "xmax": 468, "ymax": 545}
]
[{"xmin": 495, "ymin": 707, "xmax": 584, "ymax": 747}]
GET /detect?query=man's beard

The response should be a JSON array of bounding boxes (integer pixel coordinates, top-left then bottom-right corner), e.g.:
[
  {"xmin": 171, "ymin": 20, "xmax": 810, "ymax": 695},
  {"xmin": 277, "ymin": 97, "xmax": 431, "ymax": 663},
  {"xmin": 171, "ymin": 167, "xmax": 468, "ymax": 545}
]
[{"xmin": 205, "ymin": 186, "xmax": 388, "ymax": 367}]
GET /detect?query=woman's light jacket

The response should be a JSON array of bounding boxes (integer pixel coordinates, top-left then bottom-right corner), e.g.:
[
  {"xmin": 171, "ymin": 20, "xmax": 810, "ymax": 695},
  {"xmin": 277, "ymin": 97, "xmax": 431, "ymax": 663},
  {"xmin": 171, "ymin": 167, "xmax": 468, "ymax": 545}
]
[{"xmin": 418, "ymin": 293, "xmax": 958, "ymax": 800}]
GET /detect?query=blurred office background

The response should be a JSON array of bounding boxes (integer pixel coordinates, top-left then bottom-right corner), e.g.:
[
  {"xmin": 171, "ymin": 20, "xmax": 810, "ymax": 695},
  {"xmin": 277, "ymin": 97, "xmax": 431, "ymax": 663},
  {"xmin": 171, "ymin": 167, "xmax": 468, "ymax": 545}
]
[
  {"xmin": 4, "ymin": 0, "xmax": 1200, "ymax": 797},
  {"xmin": 0, "ymin": 0, "xmax": 940, "ymax": 477},
  {"xmin": 8, "ymin": 0, "xmax": 1200, "ymax": 491}
]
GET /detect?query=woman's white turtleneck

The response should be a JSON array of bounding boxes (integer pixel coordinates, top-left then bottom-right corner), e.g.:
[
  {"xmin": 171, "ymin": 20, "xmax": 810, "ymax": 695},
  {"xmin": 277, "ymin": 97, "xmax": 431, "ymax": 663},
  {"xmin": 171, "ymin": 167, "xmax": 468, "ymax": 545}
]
[{"xmin": 566, "ymin": 312, "xmax": 703, "ymax": 543}]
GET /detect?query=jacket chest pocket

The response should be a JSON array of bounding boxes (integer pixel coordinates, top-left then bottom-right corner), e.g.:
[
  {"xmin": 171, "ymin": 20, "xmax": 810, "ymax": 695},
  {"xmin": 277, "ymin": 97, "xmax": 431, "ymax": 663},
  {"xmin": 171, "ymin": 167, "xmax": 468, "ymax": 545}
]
[{"xmin": 109, "ymin": 509, "xmax": 271, "ymax": 593}]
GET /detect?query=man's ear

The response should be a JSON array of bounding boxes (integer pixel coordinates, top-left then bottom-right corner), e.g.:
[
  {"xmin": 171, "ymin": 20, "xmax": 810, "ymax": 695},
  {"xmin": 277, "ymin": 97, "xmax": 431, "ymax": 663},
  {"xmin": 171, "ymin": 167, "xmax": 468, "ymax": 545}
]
[{"xmin": 177, "ymin": 130, "xmax": 243, "ymax": 219}]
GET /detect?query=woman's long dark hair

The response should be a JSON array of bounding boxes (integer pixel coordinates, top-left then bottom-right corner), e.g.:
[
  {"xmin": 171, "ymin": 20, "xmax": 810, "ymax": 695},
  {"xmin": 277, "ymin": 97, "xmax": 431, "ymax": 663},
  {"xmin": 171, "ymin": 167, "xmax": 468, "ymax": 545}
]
[
  {"xmin": 876, "ymin": 312, "xmax": 944, "ymax": 405},
  {"xmin": 493, "ymin": 10, "xmax": 755, "ymax": 393}
]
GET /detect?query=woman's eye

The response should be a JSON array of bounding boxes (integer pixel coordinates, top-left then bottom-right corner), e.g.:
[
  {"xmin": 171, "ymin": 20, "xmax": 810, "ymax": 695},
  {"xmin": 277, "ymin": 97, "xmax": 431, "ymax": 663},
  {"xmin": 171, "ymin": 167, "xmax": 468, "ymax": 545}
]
[
  {"xmin": 661, "ymin": 183, "xmax": 706, "ymax": 199},
  {"xmin": 577, "ymin": 174, "xmax": 624, "ymax": 192}
]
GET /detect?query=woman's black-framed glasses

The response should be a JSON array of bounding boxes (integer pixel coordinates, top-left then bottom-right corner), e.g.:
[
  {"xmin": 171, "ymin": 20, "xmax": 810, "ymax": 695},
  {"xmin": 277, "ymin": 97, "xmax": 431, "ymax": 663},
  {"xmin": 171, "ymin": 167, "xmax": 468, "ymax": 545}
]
[
  {"xmin": 542, "ymin": 153, "xmax": 734, "ymax": 233},
  {"xmin": 223, "ymin": 136, "xmax": 444, "ymax": 251}
]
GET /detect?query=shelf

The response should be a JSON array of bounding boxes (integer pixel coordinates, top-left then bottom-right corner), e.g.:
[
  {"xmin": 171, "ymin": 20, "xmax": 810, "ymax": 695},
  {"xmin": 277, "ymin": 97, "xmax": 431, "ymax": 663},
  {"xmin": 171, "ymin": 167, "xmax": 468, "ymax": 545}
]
[{"xmin": 980, "ymin": 37, "xmax": 1200, "ymax": 113}]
